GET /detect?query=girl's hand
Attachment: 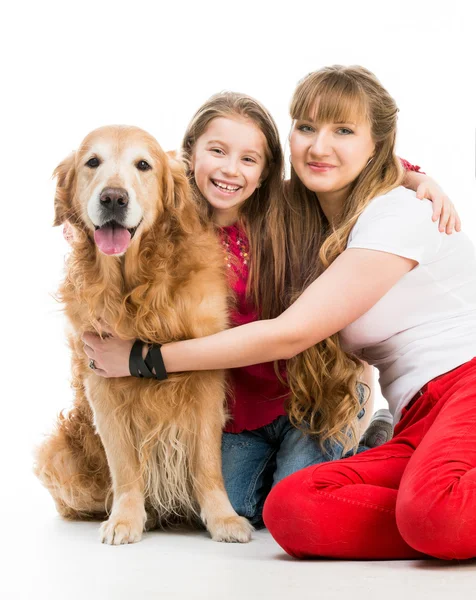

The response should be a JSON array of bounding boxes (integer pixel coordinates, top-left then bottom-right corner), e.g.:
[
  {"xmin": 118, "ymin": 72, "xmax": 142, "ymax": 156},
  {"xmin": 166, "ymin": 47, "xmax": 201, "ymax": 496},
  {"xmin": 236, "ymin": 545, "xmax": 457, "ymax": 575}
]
[
  {"xmin": 415, "ymin": 179, "xmax": 461, "ymax": 234},
  {"xmin": 82, "ymin": 327, "xmax": 134, "ymax": 378}
]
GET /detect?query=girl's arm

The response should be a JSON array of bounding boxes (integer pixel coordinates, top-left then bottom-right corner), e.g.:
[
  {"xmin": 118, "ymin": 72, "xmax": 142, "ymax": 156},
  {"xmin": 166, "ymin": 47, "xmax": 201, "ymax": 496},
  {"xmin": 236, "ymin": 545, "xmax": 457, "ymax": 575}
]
[
  {"xmin": 400, "ymin": 162, "xmax": 460, "ymax": 234},
  {"xmin": 159, "ymin": 248, "xmax": 416, "ymax": 373}
]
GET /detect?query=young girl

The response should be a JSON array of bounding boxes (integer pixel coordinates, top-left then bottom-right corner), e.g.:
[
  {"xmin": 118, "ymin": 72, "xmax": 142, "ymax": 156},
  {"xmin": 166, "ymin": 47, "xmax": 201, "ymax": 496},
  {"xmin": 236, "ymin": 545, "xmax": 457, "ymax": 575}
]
[{"xmin": 85, "ymin": 90, "xmax": 459, "ymax": 529}]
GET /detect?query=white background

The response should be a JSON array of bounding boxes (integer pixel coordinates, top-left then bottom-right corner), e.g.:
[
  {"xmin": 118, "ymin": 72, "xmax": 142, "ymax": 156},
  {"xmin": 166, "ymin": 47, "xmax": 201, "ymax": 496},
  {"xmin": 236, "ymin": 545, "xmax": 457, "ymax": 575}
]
[{"xmin": 1, "ymin": 1, "xmax": 475, "ymax": 596}]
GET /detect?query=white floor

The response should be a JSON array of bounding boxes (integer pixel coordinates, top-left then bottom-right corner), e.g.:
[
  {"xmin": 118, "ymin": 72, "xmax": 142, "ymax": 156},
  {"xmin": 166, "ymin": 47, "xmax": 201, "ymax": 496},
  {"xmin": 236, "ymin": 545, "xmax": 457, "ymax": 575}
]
[
  {"xmin": 7, "ymin": 363, "xmax": 476, "ymax": 600},
  {"xmin": 5, "ymin": 470, "xmax": 476, "ymax": 600}
]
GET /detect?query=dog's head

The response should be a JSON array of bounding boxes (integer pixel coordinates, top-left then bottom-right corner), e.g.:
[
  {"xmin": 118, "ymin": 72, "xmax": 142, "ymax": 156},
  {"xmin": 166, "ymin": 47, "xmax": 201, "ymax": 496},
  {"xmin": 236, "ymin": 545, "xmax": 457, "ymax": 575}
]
[{"xmin": 53, "ymin": 125, "xmax": 190, "ymax": 256}]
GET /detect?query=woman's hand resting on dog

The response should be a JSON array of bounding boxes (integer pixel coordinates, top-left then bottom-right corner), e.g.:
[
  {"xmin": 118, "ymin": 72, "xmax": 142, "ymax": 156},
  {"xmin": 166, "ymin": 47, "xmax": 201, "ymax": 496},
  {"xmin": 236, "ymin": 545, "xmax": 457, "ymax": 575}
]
[{"xmin": 82, "ymin": 327, "xmax": 134, "ymax": 378}]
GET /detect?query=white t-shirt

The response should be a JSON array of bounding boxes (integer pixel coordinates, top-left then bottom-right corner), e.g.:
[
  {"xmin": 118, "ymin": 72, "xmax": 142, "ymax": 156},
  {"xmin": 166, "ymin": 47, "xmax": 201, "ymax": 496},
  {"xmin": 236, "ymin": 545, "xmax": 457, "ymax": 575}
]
[{"xmin": 339, "ymin": 186, "xmax": 476, "ymax": 423}]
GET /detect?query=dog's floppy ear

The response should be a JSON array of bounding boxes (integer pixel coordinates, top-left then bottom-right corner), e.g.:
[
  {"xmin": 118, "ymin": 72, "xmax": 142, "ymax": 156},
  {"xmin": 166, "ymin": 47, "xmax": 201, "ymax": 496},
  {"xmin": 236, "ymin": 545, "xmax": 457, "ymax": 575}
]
[
  {"xmin": 52, "ymin": 152, "xmax": 76, "ymax": 226},
  {"xmin": 164, "ymin": 151, "xmax": 191, "ymax": 214}
]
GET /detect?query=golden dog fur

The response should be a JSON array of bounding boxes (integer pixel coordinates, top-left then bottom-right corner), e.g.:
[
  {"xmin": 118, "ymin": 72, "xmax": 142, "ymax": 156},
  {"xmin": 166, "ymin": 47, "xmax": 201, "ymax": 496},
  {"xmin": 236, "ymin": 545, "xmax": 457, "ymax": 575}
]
[{"xmin": 34, "ymin": 125, "xmax": 253, "ymax": 544}]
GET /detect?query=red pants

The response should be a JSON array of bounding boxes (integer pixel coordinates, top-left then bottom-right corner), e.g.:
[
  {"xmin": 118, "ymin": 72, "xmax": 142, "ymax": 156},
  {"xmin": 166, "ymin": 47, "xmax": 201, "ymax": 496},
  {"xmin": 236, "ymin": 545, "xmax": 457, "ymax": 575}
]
[{"xmin": 263, "ymin": 358, "xmax": 476, "ymax": 560}]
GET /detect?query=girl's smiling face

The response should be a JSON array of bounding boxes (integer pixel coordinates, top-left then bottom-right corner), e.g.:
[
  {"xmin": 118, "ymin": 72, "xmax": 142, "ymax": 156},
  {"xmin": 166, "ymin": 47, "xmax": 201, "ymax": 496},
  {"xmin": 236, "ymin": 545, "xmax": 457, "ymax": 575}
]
[{"xmin": 191, "ymin": 116, "xmax": 268, "ymax": 226}]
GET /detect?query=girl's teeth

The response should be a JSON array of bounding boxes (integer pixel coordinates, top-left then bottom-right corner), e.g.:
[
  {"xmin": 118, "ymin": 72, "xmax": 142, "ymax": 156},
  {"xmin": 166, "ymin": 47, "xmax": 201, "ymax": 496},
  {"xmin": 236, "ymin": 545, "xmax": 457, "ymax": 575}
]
[{"xmin": 214, "ymin": 181, "xmax": 240, "ymax": 191}]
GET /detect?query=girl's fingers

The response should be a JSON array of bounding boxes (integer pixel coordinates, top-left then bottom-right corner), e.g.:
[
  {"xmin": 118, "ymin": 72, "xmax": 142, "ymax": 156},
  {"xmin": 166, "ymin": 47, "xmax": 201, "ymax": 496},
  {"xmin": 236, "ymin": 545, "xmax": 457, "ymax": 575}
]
[
  {"xmin": 446, "ymin": 212, "xmax": 456, "ymax": 235},
  {"xmin": 432, "ymin": 205, "xmax": 442, "ymax": 223},
  {"xmin": 438, "ymin": 204, "xmax": 448, "ymax": 232},
  {"xmin": 416, "ymin": 184, "xmax": 428, "ymax": 201},
  {"xmin": 427, "ymin": 192, "xmax": 442, "ymax": 222},
  {"xmin": 455, "ymin": 213, "xmax": 462, "ymax": 232},
  {"xmin": 439, "ymin": 195, "xmax": 453, "ymax": 225}
]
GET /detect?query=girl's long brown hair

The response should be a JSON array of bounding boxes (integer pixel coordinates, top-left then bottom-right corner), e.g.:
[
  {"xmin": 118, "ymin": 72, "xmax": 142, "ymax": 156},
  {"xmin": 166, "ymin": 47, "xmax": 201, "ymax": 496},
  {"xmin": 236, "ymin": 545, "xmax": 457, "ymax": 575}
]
[{"xmin": 181, "ymin": 92, "xmax": 286, "ymax": 315}]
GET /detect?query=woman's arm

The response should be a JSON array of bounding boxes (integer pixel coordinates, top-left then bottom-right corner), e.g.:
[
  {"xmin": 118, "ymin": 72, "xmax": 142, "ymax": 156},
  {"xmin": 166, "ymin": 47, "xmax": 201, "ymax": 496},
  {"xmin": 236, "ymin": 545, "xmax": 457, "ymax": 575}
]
[
  {"xmin": 83, "ymin": 249, "xmax": 415, "ymax": 377},
  {"xmin": 159, "ymin": 249, "xmax": 416, "ymax": 373},
  {"xmin": 358, "ymin": 361, "xmax": 375, "ymax": 435}
]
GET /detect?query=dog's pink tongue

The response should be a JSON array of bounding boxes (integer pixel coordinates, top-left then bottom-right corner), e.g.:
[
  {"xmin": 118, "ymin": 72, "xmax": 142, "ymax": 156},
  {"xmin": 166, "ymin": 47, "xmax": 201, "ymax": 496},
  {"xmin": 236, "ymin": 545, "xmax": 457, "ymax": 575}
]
[{"xmin": 94, "ymin": 224, "xmax": 131, "ymax": 255}]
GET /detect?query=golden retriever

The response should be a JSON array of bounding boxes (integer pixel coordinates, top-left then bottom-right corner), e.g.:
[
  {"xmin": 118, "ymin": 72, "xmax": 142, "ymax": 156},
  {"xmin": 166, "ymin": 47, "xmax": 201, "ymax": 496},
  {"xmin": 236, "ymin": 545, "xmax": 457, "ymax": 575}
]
[{"xmin": 34, "ymin": 125, "xmax": 253, "ymax": 545}]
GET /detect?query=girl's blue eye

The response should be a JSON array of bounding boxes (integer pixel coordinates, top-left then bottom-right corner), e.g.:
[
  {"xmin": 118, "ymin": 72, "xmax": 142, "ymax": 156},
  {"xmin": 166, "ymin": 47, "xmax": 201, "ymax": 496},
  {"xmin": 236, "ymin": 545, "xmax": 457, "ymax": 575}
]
[
  {"xmin": 243, "ymin": 157, "xmax": 256, "ymax": 163},
  {"xmin": 211, "ymin": 148, "xmax": 225, "ymax": 155},
  {"xmin": 337, "ymin": 128, "xmax": 354, "ymax": 135}
]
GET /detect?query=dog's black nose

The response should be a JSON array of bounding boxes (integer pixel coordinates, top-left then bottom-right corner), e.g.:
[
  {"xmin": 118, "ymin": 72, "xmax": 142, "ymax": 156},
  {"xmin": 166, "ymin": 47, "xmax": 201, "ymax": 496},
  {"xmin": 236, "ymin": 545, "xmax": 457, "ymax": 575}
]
[{"xmin": 99, "ymin": 187, "xmax": 129, "ymax": 210}]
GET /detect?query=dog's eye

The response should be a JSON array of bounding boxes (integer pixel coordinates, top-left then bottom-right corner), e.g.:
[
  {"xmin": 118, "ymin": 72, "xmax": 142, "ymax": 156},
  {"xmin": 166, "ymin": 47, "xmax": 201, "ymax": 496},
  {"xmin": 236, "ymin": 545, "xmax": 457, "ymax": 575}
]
[
  {"xmin": 136, "ymin": 160, "xmax": 152, "ymax": 172},
  {"xmin": 86, "ymin": 157, "xmax": 100, "ymax": 168}
]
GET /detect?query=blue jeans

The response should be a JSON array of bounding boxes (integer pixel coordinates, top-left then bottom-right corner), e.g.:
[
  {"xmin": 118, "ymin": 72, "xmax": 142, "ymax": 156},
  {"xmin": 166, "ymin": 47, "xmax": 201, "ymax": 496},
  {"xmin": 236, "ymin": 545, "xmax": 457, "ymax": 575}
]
[{"xmin": 221, "ymin": 415, "xmax": 349, "ymax": 527}]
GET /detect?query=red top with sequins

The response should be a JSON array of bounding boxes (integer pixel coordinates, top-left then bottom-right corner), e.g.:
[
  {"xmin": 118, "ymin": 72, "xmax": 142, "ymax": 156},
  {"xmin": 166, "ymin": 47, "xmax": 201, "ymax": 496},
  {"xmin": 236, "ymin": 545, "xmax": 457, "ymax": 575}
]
[
  {"xmin": 219, "ymin": 160, "xmax": 423, "ymax": 433},
  {"xmin": 220, "ymin": 223, "xmax": 289, "ymax": 433}
]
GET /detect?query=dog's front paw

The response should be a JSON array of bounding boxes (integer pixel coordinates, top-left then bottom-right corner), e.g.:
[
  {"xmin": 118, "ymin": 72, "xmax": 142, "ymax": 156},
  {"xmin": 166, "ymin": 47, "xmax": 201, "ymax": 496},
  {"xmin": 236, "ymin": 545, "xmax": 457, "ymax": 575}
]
[
  {"xmin": 207, "ymin": 515, "xmax": 254, "ymax": 543},
  {"xmin": 99, "ymin": 513, "xmax": 145, "ymax": 545}
]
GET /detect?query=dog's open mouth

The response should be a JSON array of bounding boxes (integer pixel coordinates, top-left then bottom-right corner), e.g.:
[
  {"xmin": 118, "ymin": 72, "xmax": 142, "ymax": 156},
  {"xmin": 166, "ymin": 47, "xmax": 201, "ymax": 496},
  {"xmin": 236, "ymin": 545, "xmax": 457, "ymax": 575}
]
[{"xmin": 93, "ymin": 220, "xmax": 141, "ymax": 256}]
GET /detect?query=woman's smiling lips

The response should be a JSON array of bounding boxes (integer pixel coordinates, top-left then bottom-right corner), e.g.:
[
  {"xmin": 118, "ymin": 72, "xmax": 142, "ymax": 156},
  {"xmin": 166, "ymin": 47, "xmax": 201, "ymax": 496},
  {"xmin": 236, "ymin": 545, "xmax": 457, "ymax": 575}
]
[{"xmin": 307, "ymin": 162, "xmax": 337, "ymax": 173}]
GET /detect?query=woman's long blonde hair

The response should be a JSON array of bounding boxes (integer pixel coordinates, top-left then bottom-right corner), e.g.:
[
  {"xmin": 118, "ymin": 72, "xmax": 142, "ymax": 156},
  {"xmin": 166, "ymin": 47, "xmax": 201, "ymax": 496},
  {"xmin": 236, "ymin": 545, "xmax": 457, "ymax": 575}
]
[{"xmin": 281, "ymin": 65, "xmax": 404, "ymax": 452}]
